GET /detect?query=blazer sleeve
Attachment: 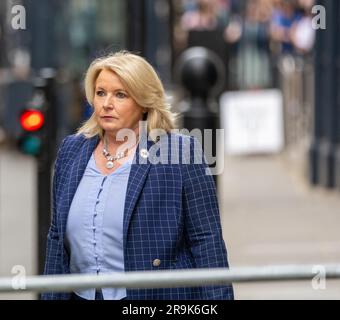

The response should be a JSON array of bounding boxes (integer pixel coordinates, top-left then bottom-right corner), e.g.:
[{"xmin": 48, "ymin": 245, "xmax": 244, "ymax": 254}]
[
  {"xmin": 40, "ymin": 137, "xmax": 67, "ymax": 299},
  {"xmin": 182, "ymin": 136, "xmax": 234, "ymax": 300}
]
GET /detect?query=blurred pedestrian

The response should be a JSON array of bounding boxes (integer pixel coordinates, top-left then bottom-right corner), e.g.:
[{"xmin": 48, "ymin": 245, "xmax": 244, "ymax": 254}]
[
  {"xmin": 174, "ymin": 0, "xmax": 230, "ymax": 53},
  {"xmin": 270, "ymin": 0, "xmax": 302, "ymax": 54},
  {"xmin": 291, "ymin": 0, "xmax": 315, "ymax": 55},
  {"xmin": 226, "ymin": 0, "xmax": 273, "ymax": 89},
  {"xmin": 181, "ymin": 0, "xmax": 228, "ymax": 31},
  {"xmin": 41, "ymin": 51, "xmax": 234, "ymax": 300}
]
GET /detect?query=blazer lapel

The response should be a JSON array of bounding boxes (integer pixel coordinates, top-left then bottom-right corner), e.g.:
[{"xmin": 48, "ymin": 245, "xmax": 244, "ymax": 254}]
[{"xmin": 123, "ymin": 138, "xmax": 154, "ymax": 246}]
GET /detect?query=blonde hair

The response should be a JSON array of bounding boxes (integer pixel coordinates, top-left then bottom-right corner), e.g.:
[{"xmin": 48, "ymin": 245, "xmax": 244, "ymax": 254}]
[{"xmin": 77, "ymin": 50, "xmax": 177, "ymax": 140}]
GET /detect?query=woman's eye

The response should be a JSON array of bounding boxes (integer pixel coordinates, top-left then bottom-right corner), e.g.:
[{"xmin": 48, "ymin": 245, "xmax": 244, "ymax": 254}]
[
  {"xmin": 116, "ymin": 92, "xmax": 127, "ymax": 99},
  {"xmin": 96, "ymin": 90, "xmax": 105, "ymax": 97}
]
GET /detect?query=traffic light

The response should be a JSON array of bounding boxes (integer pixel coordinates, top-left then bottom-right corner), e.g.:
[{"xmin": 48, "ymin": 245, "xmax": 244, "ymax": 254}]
[
  {"xmin": 17, "ymin": 75, "xmax": 53, "ymax": 157},
  {"xmin": 18, "ymin": 109, "xmax": 45, "ymax": 156},
  {"xmin": 20, "ymin": 109, "xmax": 45, "ymax": 132}
]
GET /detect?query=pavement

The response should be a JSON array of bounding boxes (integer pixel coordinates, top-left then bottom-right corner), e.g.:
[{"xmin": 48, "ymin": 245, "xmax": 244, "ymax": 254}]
[
  {"xmin": 220, "ymin": 154, "xmax": 340, "ymax": 299},
  {"xmin": 0, "ymin": 148, "xmax": 37, "ymax": 300}
]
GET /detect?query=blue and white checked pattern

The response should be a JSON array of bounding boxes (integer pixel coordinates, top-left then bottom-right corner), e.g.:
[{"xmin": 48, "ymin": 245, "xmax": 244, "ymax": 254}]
[{"xmin": 41, "ymin": 133, "xmax": 234, "ymax": 300}]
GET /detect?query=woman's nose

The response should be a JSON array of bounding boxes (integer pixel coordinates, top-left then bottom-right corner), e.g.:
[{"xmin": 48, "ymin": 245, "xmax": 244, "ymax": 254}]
[{"xmin": 103, "ymin": 95, "xmax": 114, "ymax": 109}]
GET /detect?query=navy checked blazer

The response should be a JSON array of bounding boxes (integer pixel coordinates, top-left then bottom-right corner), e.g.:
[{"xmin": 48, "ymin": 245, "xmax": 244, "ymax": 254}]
[{"xmin": 41, "ymin": 132, "xmax": 234, "ymax": 300}]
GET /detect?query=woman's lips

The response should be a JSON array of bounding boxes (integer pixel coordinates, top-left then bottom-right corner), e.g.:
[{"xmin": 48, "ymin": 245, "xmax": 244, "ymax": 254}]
[{"xmin": 101, "ymin": 116, "xmax": 117, "ymax": 119}]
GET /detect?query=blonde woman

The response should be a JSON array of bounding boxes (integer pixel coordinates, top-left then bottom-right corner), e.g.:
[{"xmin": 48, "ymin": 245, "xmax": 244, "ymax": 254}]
[{"xmin": 42, "ymin": 51, "xmax": 233, "ymax": 300}]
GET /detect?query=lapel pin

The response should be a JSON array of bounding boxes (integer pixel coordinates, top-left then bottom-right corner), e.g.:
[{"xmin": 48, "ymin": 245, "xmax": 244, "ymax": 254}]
[{"xmin": 140, "ymin": 148, "xmax": 149, "ymax": 159}]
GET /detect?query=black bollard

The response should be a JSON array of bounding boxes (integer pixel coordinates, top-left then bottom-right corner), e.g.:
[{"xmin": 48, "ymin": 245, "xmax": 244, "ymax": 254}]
[{"xmin": 175, "ymin": 47, "xmax": 225, "ymax": 185}]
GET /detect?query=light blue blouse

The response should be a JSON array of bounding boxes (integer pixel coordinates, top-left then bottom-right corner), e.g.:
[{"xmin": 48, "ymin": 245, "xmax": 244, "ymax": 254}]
[{"xmin": 65, "ymin": 152, "xmax": 133, "ymax": 300}]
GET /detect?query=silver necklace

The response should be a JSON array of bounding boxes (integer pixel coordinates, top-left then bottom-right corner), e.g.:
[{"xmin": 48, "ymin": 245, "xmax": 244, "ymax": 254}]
[
  {"xmin": 102, "ymin": 136, "xmax": 138, "ymax": 169},
  {"xmin": 102, "ymin": 140, "xmax": 126, "ymax": 169}
]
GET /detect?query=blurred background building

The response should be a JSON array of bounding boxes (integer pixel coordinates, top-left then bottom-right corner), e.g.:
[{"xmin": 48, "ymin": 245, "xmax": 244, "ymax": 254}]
[
  {"xmin": 1, "ymin": 0, "xmax": 340, "ymax": 299},
  {"xmin": 0, "ymin": 0, "xmax": 322, "ymax": 166}
]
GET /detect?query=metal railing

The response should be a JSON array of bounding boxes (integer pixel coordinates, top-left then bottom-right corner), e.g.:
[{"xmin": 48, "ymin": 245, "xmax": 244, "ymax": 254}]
[
  {"xmin": 279, "ymin": 54, "xmax": 314, "ymax": 149},
  {"xmin": 1, "ymin": 264, "xmax": 340, "ymax": 293}
]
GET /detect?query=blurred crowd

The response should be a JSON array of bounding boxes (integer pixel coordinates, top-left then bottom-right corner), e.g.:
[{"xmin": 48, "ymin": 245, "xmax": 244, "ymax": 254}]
[{"xmin": 174, "ymin": 0, "xmax": 316, "ymax": 90}]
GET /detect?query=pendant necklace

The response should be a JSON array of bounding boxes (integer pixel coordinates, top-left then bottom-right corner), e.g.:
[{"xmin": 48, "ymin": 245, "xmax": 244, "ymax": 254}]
[{"xmin": 102, "ymin": 136, "xmax": 138, "ymax": 169}]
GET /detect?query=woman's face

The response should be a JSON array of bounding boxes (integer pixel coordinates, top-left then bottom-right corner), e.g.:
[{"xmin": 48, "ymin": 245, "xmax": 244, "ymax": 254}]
[{"xmin": 93, "ymin": 68, "xmax": 144, "ymax": 136}]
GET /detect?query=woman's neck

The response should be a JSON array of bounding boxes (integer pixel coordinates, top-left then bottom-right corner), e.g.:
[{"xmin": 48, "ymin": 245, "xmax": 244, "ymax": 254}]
[{"xmin": 103, "ymin": 127, "xmax": 140, "ymax": 154}]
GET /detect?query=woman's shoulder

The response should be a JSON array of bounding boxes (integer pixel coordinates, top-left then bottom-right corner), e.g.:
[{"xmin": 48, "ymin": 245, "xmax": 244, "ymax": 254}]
[
  {"xmin": 61, "ymin": 133, "xmax": 86, "ymax": 145},
  {"xmin": 166, "ymin": 132, "xmax": 201, "ymax": 151},
  {"xmin": 57, "ymin": 133, "xmax": 98, "ymax": 161},
  {"xmin": 59, "ymin": 133, "xmax": 93, "ymax": 150},
  {"xmin": 155, "ymin": 132, "xmax": 203, "ymax": 165},
  {"xmin": 161, "ymin": 132, "xmax": 194, "ymax": 145}
]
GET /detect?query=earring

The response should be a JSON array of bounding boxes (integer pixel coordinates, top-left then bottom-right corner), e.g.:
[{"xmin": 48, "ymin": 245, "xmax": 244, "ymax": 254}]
[{"xmin": 142, "ymin": 111, "xmax": 148, "ymax": 120}]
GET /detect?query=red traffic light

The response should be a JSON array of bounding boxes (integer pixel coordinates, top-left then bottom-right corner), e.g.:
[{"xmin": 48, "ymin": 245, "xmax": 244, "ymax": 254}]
[{"xmin": 20, "ymin": 109, "xmax": 45, "ymax": 131}]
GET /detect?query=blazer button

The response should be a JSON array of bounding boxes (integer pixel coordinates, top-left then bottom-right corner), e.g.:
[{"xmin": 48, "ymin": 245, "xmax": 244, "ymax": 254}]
[{"xmin": 152, "ymin": 259, "xmax": 161, "ymax": 267}]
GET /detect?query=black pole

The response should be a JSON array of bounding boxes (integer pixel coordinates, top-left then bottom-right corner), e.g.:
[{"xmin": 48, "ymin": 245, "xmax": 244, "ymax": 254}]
[
  {"xmin": 309, "ymin": 6, "xmax": 324, "ymax": 185},
  {"xmin": 36, "ymin": 72, "xmax": 57, "ymax": 275},
  {"xmin": 126, "ymin": 0, "xmax": 146, "ymax": 55},
  {"xmin": 182, "ymin": 96, "xmax": 218, "ymax": 185},
  {"xmin": 27, "ymin": 0, "xmax": 60, "ymax": 275},
  {"xmin": 335, "ymin": 2, "xmax": 340, "ymax": 191},
  {"xmin": 309, "ymin": 0, "xmax": 337, "ymax": 188},
  {"xmin": 317, "ymin": 0, "xmax": 337, "ymax": 188}
]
